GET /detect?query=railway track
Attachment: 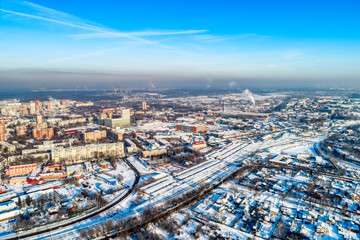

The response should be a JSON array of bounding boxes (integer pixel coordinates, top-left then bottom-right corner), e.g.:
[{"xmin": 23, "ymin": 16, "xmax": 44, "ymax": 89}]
[{"xmin": 4, "ymin": 159, "xmax": 140, "ymax": 240}]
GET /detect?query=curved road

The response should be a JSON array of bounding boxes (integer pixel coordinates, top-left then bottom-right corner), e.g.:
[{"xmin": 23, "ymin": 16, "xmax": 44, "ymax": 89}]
[
  {"xmin": 3, "ymin": 158, "xmax": 140, "ymax": 240},
  {"xmin": 5, "ymin": 133, "xmax": 325, "ymax": 239}
]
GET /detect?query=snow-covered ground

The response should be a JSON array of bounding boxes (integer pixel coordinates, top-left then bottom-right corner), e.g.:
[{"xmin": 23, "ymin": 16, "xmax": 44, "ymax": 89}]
[
  {"xmin": 5, "ymin": 130, "xmax": 353, "ymax": 240},
  {"xmin": 127, "ymin": 156, "xmax": 153, "ymax": 175}
]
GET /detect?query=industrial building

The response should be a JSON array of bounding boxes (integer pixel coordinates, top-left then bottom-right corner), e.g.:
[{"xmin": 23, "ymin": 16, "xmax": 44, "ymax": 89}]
[
  {"xmin": 176, "ymin": 124, "xmax": 206, "ymax": 133},
  {"xmin": 97, "ymin": 173, "xmax": 117, "ymax": 185}
]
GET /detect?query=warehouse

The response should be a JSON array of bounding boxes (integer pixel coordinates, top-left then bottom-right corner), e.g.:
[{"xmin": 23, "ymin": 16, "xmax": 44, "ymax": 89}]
[{"xmin": 97, "ymin": 173, "xmax": 117, "ymax": 185}]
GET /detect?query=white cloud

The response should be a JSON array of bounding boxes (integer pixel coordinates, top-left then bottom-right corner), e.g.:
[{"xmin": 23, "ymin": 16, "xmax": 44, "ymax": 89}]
[
  {"xmin": 72, "ymin": 30, "xmax": 208, "ymax": 39},
  {"xmin": 0, "ymin": 1, "xmax": 206, "ymax": 49}
]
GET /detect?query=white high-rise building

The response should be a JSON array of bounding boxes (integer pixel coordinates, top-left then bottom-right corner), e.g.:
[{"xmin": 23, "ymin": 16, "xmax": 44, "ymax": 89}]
[{"xmin": 104, "ymin": 109, "xmax": 130, "ymax": 128}]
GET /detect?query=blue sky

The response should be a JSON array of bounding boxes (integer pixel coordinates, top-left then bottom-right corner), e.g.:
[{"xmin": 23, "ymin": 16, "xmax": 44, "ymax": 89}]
[{"xmin": 1, "ymin": 0, "xmax": 360, "ymax": 89}]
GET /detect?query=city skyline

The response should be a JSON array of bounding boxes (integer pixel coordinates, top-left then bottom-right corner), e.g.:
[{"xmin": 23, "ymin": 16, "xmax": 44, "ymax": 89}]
[{"xmin": 1, "ymin": 0, "xmax": 360, "ymax": 89}]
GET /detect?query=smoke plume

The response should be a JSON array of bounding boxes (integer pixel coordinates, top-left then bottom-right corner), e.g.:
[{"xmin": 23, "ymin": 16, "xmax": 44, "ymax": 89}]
[
  {"xmin": 242, "ymin": 89, "xmax": 255, "ymax": 106},
  {"xmin": 148, "ymin": 81, "xmax": 155, "ymax": 89},
  {"xmin": 204, "ymin": 74, "xmax": 213, "ymax": 88}
]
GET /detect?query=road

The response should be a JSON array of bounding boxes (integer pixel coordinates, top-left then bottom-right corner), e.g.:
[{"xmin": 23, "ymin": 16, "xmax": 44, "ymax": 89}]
[
  {"xmin": 36, "ymin": 134, "xmax": 310, "ymax": 239},
  {"xmin": 7, "ymin": 133, "xmax": 320, "ymax": 239},
  {"xmin": 3, "ymin": 158, "xmax": 139, "ymax": 240},
  {"xmin": 28, "ymin": 142, "xmax": 249, "ymax": 239}
]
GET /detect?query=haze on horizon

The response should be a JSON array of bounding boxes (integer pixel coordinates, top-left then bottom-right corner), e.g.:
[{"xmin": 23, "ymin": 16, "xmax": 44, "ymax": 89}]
[{"xmin": 1, "ymin": 0, "xmax": 360, "ymax": 90}]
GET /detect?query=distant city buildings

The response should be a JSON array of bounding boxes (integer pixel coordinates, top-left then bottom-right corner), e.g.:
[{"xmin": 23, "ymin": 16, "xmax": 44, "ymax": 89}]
[
  {"xmin": 46, "ymin": 102, "xmax": 52, "ymax": 110},
  {"xmin": 29, "ymin": 101, "xmax": 36, "ymax": 115},
  {"xmin": 33, "ymin": 128, "xmax": 54, "ymax": 139},
  {"xmin": 142, "ymin": 101, "xmax": 147, "ymax": 110},
  {"xmin": 99, "ymin": 108, "xmax": 115, "ymax": 113},
  {"xmin": 74, "ymin": 101, "xmax": 94, "ymax": 107},
  {"xmin": 0, "ymin": 119, "xmax": 5, "ymax": 142},
  {"xmin": 36, "ymin": 114, "xmax": 43, "ymax": 125},
  {"xmin": 20, "ymin": 105, "xmax": 28, "ymax": 116},
  {"xmin": 57, "ymin": 117, "xmax": 87, "ymax": 127},
  {"xmin": 30, "ymin": 101, "xmax": 42, "ymax": 114},
  {"xmin": 15, "ymin": 126, "xmax": 25, "ymax": 136}
]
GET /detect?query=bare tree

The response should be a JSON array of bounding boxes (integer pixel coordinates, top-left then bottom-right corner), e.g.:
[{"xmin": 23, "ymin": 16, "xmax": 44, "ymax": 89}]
[{"xmin": 117, "ymin": 174, "xmax": 124, "ymax": 182}]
